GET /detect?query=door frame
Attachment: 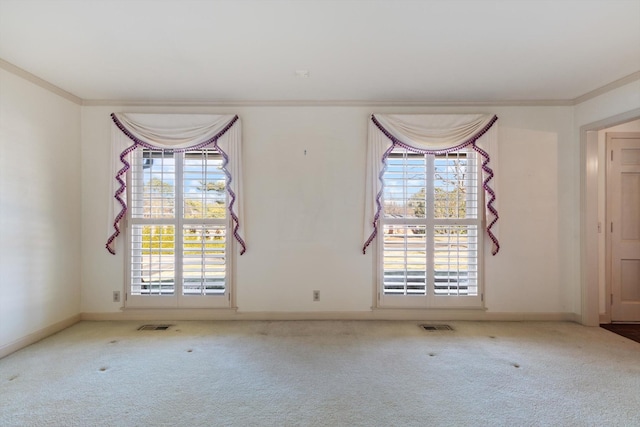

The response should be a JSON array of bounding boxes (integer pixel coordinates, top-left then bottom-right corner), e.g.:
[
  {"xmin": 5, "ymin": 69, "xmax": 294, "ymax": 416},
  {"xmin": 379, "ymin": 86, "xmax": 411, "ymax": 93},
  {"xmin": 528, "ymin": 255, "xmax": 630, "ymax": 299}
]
[
  {"xmin": 580, "ymin": 108, "xmax": 640, "ymax": 326},
  {"xmin": 605, "ymin": 132, "xmax": 640, "ymax": 322}
]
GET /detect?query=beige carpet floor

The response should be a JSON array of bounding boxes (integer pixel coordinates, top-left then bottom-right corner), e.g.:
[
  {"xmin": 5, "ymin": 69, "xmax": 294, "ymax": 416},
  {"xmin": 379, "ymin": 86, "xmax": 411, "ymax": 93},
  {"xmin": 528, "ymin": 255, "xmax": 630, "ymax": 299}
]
[{"xmin": 1, "ymin": 320, "xmax": 639, "ymax": 427}]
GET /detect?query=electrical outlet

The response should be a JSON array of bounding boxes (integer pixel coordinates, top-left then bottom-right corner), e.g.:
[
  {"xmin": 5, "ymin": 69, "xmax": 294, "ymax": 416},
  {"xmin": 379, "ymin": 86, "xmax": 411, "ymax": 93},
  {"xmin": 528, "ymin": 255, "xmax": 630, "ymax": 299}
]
[
  {"xmin": 313, "ymin": 290, "xmax": 320, "ymax": 302},
  {"xmin": 113, "ymin": 291, "xmax": 120, "ymax": 303}
]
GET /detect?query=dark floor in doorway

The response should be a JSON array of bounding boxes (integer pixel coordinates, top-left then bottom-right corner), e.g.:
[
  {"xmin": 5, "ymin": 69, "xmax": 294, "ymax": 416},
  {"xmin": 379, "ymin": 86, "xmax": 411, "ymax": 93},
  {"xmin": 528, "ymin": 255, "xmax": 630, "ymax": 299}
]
[{"xmin": 601, "ymin": 324, "xmax": 640, "ymax": 344}]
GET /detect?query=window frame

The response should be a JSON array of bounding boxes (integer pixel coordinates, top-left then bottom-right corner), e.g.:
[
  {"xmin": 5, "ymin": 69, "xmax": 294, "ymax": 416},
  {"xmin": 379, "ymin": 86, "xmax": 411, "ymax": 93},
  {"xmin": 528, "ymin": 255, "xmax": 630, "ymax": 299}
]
[
  {"xmin": 124, "ymin": 147, "xmax": 233, "ymax": 309},
  {"xmin": 377, "ymin": 147, "xmax": 484, "ymax": 309}
]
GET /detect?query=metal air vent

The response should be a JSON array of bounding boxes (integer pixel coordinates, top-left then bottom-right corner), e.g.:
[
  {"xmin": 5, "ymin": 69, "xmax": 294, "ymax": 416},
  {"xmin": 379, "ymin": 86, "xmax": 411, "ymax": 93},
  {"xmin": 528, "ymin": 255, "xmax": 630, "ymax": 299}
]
[
  {"xmin": 419, "ymin": 324, "xmax": 454, "ymax": 331},
  {"xmin": 138, "ymin": 324, "xmax": 173, "ymax": 331}
]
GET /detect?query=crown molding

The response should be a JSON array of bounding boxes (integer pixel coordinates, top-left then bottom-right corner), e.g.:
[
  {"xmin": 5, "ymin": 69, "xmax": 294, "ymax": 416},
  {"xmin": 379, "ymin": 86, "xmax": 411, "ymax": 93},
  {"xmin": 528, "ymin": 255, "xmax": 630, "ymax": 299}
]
[
  {"xmin": 81, "ymin": 98, "xmax": 574, "ymax": 107},
  {"xmin": 0, "ymin": 58, "xmax": 83, "ymax": 105},
  {"xmin": 2, "ymin": 58, "xmax": 638, "ymax": 108},
  {"xmin": 572, "ymin": 71, "xmax": 640, "ymax": 105}
]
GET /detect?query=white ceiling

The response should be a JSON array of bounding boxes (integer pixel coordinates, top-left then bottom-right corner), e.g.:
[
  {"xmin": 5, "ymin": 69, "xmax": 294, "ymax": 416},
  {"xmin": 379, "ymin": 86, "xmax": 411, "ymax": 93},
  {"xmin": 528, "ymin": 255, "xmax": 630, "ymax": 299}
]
[{"xmin": 1, "ymin": 0, "xmax": 639, "ymax": 103}]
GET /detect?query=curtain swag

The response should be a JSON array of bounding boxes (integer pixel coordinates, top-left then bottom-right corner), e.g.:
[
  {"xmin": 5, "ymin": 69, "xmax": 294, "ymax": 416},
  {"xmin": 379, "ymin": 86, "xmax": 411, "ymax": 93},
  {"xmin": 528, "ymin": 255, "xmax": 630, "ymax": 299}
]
[
  {"xmin": 106, "ymin": 113, "xmax": 246, "ymax": 255},
  {"xmin": 363, "ymin": 113, "xmax": 500, "ymax": 255}
]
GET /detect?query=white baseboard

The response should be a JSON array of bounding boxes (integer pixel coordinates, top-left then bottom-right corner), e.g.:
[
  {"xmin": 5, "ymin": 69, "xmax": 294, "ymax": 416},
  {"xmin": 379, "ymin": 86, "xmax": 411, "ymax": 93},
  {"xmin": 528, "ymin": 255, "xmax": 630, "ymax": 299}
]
[
  {"xmin": 81, "ymin": 310, "xmax": 580, "ymax": 322},
  {"xmin": 0, "ymin": 314, "xmax": 81, "ymax": 359}
]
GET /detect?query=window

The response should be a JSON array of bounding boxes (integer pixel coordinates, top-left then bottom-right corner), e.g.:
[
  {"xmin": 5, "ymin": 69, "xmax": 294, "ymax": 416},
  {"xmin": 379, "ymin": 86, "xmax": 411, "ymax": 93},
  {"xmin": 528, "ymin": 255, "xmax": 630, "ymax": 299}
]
[
  {"xmin": 126, "ymin": 147, "xmax": 231, "ymax": 308},
  {"xmin": 379, "ymin": 147, "xmax": 483, "ymax": 308}
]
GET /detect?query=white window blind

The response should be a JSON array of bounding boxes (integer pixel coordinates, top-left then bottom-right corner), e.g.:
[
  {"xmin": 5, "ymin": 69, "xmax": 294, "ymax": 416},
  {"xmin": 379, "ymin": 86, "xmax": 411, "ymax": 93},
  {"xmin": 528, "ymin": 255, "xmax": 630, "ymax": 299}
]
[
  {"xmin": 380, "ymin": 148, "xmax": 482, "ymax": 308},
  {"xmin": 128, "ymin": 148, "xmax": 229, "ymax": 307}
]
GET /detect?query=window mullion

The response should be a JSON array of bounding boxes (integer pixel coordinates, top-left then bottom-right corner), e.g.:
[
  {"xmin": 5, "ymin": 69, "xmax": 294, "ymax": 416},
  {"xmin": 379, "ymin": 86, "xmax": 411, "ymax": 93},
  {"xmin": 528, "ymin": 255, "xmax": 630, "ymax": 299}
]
[
  {"xmin": 425, "ymin": 154, "xmax": 435, "ymax": 300},
  {"xmin": 175, "ymin": 151, "xmax": 184, "ymax": 297},
  {"xmin": 201, "ymin": 151, "xmax": 207, "ymax": 294},
  {"xmin": 401, "ymin": 151, "xmax": 408, "ymax": 294}
]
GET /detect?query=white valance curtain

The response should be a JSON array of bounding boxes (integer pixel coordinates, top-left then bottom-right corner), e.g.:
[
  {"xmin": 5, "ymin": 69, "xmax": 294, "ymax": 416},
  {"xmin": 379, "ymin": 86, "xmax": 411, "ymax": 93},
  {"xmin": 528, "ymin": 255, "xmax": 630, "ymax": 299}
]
[
  {"xmin": 106, "ymin": 113, "xmax": 245, "ymax": 255},
  {"xmin": 363, "ymin": 113, "xmax": 500, "ymax": 255}
]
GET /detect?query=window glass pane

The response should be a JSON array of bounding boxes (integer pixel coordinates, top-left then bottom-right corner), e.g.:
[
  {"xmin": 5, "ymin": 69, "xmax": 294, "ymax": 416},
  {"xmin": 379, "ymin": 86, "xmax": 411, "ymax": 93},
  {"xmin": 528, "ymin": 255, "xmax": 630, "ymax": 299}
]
[
  {"xmin": 130, "ymin": 224, "xmax": 175, "ymax": 295},
  {"xmin": 183, "ymin": 150, "xmax": 226, "ymax": 219},
  {"xmin": 383, "ymin": 151, "xmax": 426, "ymax": 218},
  {"xmin": 434, "ymin": 151, "xmax": 477, "ymax": 219},
  {"xmin": 383, "ymin": 224, "xmax": 427, "ymax": 295},
  {"xmin": 131, "ymin": 150, "xmax": 175, "ymax": 219},
  {"xmin": 434, "ymin": 225, "xmax": 478, "ymax": 296},
  {"xmin": 183, "ymin": 225, "xmax": 226, "ymax": 295}
]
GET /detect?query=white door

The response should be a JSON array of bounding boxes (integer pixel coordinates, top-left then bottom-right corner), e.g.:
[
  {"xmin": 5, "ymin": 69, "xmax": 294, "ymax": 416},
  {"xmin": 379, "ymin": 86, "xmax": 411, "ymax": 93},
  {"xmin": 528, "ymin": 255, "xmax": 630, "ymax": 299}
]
[{"xmin": 607, "ymin": 132, "xmax": 640, "ymax": 322}]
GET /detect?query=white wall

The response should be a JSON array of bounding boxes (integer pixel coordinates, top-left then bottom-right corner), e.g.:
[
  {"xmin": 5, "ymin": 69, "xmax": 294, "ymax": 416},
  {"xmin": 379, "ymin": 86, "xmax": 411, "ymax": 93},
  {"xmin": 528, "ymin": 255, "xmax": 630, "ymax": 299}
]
[
  {"xmin": 0, "ymin": 69, "xmax": 81, "ymax": 350},
  {"xmin": 81, "ymin": 104, "xmax": 576, "ymax": 317}
]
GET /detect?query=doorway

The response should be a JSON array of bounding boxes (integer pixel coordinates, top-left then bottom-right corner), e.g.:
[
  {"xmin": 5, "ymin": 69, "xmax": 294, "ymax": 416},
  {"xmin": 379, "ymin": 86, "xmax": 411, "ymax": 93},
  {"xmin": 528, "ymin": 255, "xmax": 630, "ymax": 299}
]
[
  {"xmin": 606, "ymin": 132, "xmax": 640, "ymax": 322},
  {"xmin": 581, "ymin": 109, "xmax": 640, "ymax": 326}
]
